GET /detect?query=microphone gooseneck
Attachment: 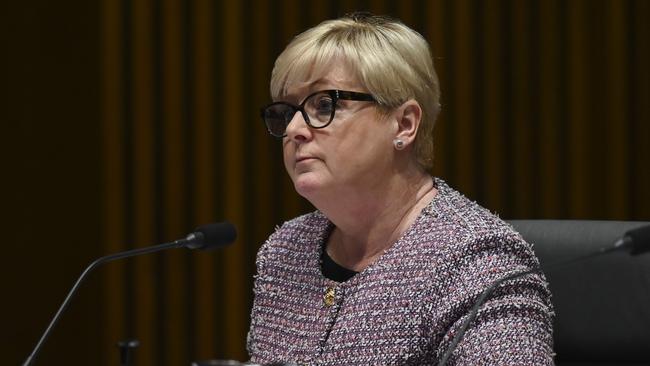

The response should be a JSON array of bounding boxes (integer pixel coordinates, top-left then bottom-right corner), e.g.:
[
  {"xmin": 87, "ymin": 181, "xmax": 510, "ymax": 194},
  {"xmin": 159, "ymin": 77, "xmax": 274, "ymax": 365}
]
[
  {"xmin": 22, "ymin": 222, "xmax": 236, "ymax": 366},
  {"xmin": 437, "ymin": 224, "xmax": 650, "ymax": 366}
]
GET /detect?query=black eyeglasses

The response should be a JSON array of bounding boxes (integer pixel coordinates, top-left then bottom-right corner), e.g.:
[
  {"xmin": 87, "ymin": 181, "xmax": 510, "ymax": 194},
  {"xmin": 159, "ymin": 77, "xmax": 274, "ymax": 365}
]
[{"xmin": 260, "ymin": 89, "xmax": 377, "ymax": 138}]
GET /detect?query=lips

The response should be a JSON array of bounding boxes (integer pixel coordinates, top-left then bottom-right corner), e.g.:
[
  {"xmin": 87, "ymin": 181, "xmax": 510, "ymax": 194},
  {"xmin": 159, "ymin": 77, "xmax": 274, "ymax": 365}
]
[
  {"xmin": 296, "ymin": 156, "xmax": 316, "ymax": 163},
  {"xmin": 295, "ymin": 153, "xmax": 322, "ymax": 165}
]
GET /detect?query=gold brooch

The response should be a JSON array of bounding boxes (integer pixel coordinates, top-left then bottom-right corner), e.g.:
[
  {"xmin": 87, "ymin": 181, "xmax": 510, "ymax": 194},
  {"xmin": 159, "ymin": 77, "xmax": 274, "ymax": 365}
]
[{"xmin": 323, "ymin": 287, "xmax": 336, "ymax": 307}]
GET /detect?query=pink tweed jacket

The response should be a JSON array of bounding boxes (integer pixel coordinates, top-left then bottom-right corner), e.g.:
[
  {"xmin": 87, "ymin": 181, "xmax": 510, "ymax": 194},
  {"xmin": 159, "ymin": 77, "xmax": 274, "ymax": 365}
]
[{"xmin": 247, "ymin": 178, "xmax": 554, "ymax": 365}]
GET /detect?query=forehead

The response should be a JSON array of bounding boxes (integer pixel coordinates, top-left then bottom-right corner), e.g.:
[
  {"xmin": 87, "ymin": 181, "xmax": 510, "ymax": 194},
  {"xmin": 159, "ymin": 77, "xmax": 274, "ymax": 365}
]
[{"xmin": 280, "ymin": 58, "xmax": 364, "ymax": 102}]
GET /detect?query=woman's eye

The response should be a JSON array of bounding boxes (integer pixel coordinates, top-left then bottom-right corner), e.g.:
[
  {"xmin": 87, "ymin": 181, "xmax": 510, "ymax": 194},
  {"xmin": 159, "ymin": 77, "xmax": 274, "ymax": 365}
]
[
  {"xmin": 315, "ymin": 97, "xmax": 334, "ymax": 113},
  {"xmin": 283, "ymin": 109, "xmax": 295, "ymax": 122}
]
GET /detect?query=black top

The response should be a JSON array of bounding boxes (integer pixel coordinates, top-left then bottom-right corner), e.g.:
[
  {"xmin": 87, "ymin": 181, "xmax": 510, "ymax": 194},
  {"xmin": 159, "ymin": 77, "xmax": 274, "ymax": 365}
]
[{"xmin": 321, "ymin": 249, "xmax": 358, "ymax": 282}]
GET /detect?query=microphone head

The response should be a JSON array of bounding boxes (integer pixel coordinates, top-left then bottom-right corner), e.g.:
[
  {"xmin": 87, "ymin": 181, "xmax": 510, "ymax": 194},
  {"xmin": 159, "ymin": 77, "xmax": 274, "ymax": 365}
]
[
  {"xmin": 627, "ymin": 224, "xmax": 650, "ymax": 255},
  {"xmin": 189, "ymin": 222, "xmax": 237, "ymax": 250}
]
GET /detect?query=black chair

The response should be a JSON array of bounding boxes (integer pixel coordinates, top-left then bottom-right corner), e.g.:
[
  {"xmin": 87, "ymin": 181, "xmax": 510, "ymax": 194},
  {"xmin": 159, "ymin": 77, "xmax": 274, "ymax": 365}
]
[{"xmin": 510, "ymin": 220, "xmax": 650, "ymax": 366}]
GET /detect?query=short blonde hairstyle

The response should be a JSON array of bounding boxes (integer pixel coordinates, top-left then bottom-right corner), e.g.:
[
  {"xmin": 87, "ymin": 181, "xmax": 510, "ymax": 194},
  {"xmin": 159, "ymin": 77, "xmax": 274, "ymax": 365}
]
[{"xmin": 270, "ymin": 13, "xmax": 441, "ymax": 170}]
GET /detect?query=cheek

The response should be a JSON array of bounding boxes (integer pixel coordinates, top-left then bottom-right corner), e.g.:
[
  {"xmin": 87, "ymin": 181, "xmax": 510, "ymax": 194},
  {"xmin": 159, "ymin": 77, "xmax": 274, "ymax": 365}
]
[{"xmin": 341, "ymin": 129, "xmax": 391, "ymax": 164}]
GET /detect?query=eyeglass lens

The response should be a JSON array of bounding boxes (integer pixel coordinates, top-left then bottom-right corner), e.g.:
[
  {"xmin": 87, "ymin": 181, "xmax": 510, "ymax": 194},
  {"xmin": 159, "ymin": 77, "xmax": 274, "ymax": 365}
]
[{"xmin": 263, "ymin": 91, "xmax": 336, "ymax": 137}]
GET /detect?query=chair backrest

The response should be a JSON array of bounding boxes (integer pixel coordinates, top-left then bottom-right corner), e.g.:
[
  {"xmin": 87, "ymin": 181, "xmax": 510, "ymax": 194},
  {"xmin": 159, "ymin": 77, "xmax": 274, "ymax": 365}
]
[{"xmin": 510, "ymin": 220, "xmax": 650, "ymax": 366}]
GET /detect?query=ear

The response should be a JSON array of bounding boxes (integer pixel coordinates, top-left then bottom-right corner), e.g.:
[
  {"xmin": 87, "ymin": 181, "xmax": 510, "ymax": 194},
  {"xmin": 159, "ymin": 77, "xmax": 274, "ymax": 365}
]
[{"xmin": 393, "ymin": 99, "xmax": 422, "ymax": 147}]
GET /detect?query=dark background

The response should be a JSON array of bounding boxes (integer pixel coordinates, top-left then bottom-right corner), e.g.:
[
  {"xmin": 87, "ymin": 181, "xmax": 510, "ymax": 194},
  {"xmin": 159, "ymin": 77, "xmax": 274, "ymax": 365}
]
[{"xmin": 1, "ymin": 0, "xmax": 648, "ymax": 365}]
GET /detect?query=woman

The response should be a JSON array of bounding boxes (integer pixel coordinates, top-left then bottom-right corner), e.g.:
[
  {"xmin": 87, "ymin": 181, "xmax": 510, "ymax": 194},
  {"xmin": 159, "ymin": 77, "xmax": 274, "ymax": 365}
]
[{"xmin": 248, "ymin": 13, "xmax": 554, "ymax": 366}]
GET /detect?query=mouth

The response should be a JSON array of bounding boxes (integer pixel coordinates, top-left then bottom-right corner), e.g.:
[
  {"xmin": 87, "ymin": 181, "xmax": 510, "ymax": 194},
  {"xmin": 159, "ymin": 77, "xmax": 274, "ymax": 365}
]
[{"xmin": 296, "ymin": 156, "xmax": 318, "ymax": 164}]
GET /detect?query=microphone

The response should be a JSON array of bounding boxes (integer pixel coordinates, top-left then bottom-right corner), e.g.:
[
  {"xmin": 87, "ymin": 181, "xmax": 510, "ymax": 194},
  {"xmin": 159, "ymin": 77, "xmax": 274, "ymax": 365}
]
[
  {"xmin": 22, "ymin": 222, "xmax": 237, "ymax": 366},
  {"xmin": 437, "ymin": 224, "xmax": 650, "ymax": 366},
  {"xmin": 186, "ymin": 222, "xmax": 238, "ymax": 250},
  {"xmin": 613, "ymin": 224, "xmax": 650, "ymax": 255}
]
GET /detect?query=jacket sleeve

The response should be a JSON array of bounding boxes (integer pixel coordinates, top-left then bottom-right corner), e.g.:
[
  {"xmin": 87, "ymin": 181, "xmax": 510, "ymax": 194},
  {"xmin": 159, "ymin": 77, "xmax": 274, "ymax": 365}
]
[{"xmin": 434, "ymin": 231, "xmax": 555, "ymax": 366}]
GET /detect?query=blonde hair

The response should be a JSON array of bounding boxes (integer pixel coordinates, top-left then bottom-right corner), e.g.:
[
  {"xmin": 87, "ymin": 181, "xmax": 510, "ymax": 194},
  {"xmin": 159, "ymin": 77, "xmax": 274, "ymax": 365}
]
[{"xmin": 270, "ymin": 13, "xmax": 441, "ymax": 170}]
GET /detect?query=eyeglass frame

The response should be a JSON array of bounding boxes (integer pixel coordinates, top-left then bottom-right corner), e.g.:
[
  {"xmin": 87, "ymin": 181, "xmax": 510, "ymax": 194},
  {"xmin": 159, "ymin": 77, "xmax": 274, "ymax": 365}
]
[{"xmin": 260, "ymin": 89, "xmax": 377, "ymax": 138}]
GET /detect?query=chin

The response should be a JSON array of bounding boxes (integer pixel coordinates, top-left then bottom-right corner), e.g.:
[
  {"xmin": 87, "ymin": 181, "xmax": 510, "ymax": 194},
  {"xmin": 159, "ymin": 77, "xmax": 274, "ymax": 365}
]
[{"xmin": 292, "ymin": 172, "xmax": 326, "ymax": 199}]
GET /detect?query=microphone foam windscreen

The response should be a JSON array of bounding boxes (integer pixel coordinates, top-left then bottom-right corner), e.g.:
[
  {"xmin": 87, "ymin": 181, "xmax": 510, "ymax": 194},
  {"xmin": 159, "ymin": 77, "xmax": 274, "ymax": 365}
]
[
  {"xmin": 195, "ymin": 222, "xmax": 237, "ymax": 249},
  {"xmin": 628, "ymin": 224, "xmax": 650, "ymax": 255}
]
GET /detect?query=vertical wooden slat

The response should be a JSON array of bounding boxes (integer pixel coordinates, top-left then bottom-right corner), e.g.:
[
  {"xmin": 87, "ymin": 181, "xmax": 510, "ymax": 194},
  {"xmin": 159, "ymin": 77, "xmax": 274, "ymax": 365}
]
[
  {"xmin": 339, "ymin": 0, "xmax": 362, "ymax": 15},
  {"xmin": 132, "ymin": 0, "xmax": 156, "ymax": 364},
  {"xmin": 566, "ymin": 0, "xmax": 589, "ymax": 217},
  {"xmin": 482, "ymin": 3, "xmax": 505, "ymax": 214},
  {"xmin": 281, "ymin": 0, "xmax": 301, "ymax": 41},
  {"xmin": 511, "ymin": 0, "xmax": 533, "ymax": 217},
  {"xmin": 426, "ymin": 0, "xmax": 447, "ymax": 176},
  {"xmin": 101, "ymin": 0, "xmax": 124, "ymax": 364},
  {"xmin": 538, "ymin": 0, "xmax": 561, "ymax": 218},
  {"xmin": 192, "ymin": 0, "xmax": 216, "ymax": 359},
  {"xmin": 279, "ymin": 0, "xmax": 303, "ymax": 220},
  {"xmin": 251, "ymin": 0, "xmax": 274, "ymax": 249},
  {"xmin": 162, "ymin": 0, "xmax": 187, "ymax": 363},
  {"xmin": 452, "ymin": 0, "xmax": 475, "ymax": 195},
  {"xmin": 397, "ymin": 0, "xmax": 415, "ymax": 24},
  {"xmin": 222, "ymin": 0, "xmax": 247, "ymax": 360},
  {"xmin": 367, "ymin": 0, "xmax": 388, "ymax": 15},
  {"xmin": 308, "ymin": 0, "xmax": 329, "ymax": 25},
  {"xmin": 631, "ymin": 0, "xmax": 650, "ymax": 219},
  {"xmin": 605, "ymin": 0, "xmax": 628, "ymax": 219}
]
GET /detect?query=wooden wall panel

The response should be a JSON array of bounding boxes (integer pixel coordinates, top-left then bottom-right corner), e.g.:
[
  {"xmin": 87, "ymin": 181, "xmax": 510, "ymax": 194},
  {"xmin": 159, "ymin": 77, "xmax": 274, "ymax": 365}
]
[
  {"xmin": 101, "ymin": 0, "xmax": 126, "ymax": 363},
  {"xmin": 426, "ymin": 0, "xmax": 448, "ymax": 179},
  {"xmin": 604, "ymin": 0, "xmax": 628, "ymax": 219},
  {"xmin": 161, "ymin": 0, "xmax": 187, "ymax": 363},
  {"xmin": 481, "ymin": 2, "xmax": 506, "ymax": 214},
  {"xmin": 566, "ymin": 0, "xmax": 590, "ymax": 217},
  {"xmin": 220, "ymin": 1, "xmax": 248, "ymax": 361},
  {"xmin": 93, "ymin": 0, "xmax": 650, "ymax": 363},
  {"xmin": 192, "ymin": 0, "xmax": 216, "ymax": 360},
  {"xmin": 631, "ymin": 0, "xmax": 650, "ymax": 220},
  {"xmin": 1, "ymin": 0, "xmax": 103, "ymax": 360},
  {"xmin": 451, "ymin": 0, "xmax": 476, "ymax": 196},
  {"xmin": 538, "ymin": 0, "xmax": 562, "ymax": 218},
  {"xmin": 5, "ymin": 0, "xmax": 650, "ymax": 365},
  {"xmin": 131, "ymin": 0, "xmax": 157, "ymax": 364},
  {"xmin": 511, "ymin": 0, "xmax": 534, "ymax": 217},
  {"xmin": 5, "ymin": 1, "xmax": 649, "ymax": 365}
]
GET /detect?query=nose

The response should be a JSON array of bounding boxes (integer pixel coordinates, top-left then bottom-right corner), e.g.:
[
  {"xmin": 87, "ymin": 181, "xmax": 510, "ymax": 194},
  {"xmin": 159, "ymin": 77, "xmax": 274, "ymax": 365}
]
[{"xmin": 285, "ymin": 110, "xmax": 312, "ymax": 143}]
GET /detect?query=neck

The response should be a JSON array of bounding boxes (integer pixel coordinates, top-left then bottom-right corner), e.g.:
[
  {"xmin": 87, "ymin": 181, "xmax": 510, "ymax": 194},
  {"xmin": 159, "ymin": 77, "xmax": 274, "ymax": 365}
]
[{"xmin": 318, "ymin": 170, "xmax": 437, "ymax": 271}]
